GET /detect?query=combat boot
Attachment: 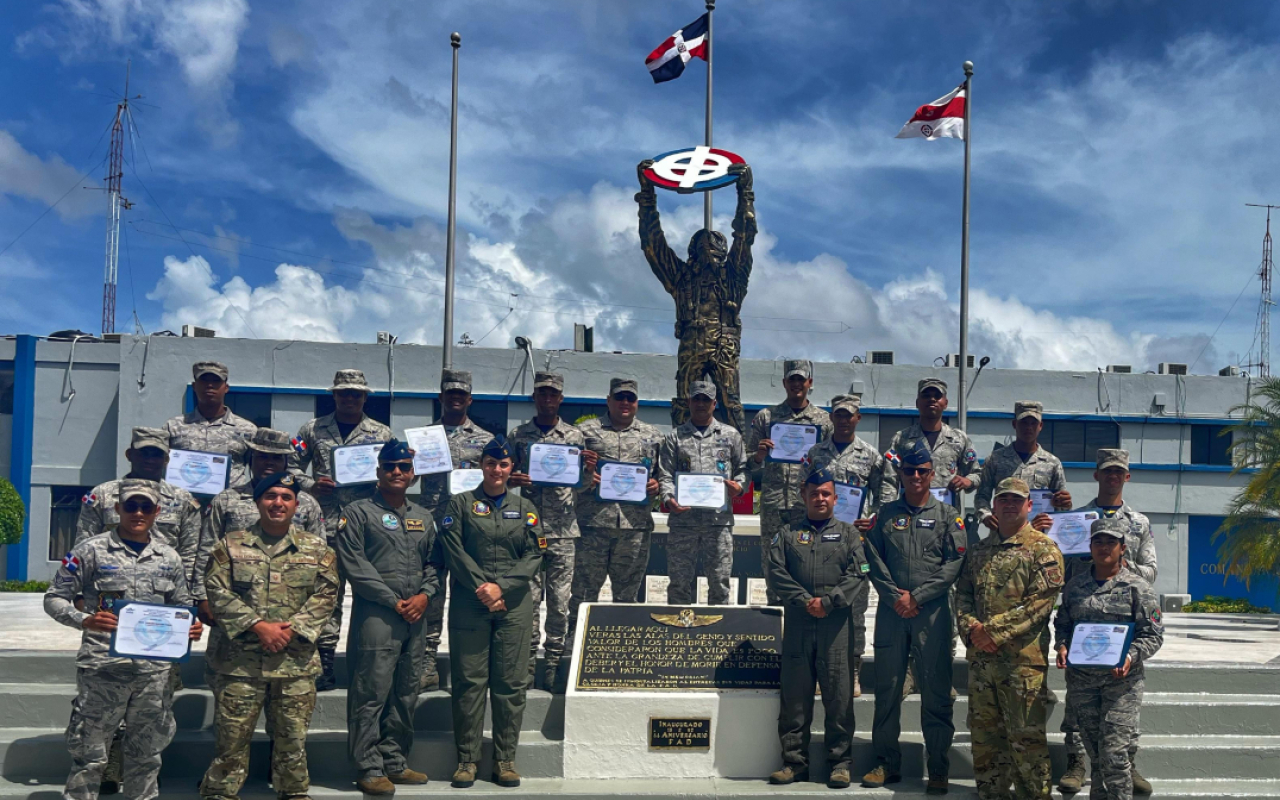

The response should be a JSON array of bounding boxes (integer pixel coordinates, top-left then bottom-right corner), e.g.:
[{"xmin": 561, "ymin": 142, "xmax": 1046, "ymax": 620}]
[
  {"xmin": 315, "ymin": 647, "xmax": 337, "ymax": 692},
  {"xmin": 542, "ymin": 662, "xmax": 559, "ymax": 691},
  {"xmin": 356, "ymin": 776, "xmax": 395, "ymax": 795},
  {"xmin": 389, "ymin": 768, "xmax": 428, "ymax": 785},
  {"xmin": 451, "ymin": 762, "xmax": 477, "ymax": 789},
  {"xmin": 1058, "ymin": 751, "xmax": 1086, "ymax": 793},
  {"xmin": 852, "ymin": 656, "xmax": 862, "ymax": 698},
  {"xmin": 493, "ymin": 760, "xmax": 521, "ymax": 788},
  {"xmin": 1131, "ymin": 768, "xmax": 1152, "ymax": 794},
  {"xmin": 768, "ymin": 765, "xmax": 808, "ymax": 785},
  {"xmin": 861, "ymin": 765, "xmax": 901, "ymax": 788},
  {"xmin": 926, "ymin": 775, "xmax": 948, "ymax": 795},
  {"xmin": 827, "ymin": 766, "xmax": 851, "ymax": 789},
  {"xmin": 419, "ymin": 654, "xmax": 441, "ymax": 692}
]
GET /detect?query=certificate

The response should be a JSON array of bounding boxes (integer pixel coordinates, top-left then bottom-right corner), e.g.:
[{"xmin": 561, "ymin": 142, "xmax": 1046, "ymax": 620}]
[
  {"xmin": 930, "ymin": 487, "xmax": 957, "ymax": 508},
  {"xmin": 1031, "ymin": 489, "xmax": 1055, "ymax": 515},
  {"xmin": 833, "ymin": 482, "xmax": 866, "ymax": 524},
  {"xmin": 1067, "ymin": 622, "xmax": 1135, "ymax": 669},
  {"xmin": 403, "ymin": 426, "xmax": 453, "ymax": 475},
  {"xmin": 165, "ymin": 449, "xmax": 229, "ymax": 496},
  {"xmin": 675, "ymin": 472, "xmax": 726, "ymax": 509},
  {"xmin": 1047, "ymin": 511, "xmax": 1100, "ymax": 556},
  {"xmin": 449, "ymin": 468, "xmax": 484, "ymax": 495},
  {"xmin": 598, "ymin": 462, "xmax": 650, "ymax": 504},
  {"xmin": 332, "ymin": 443, "xmax": 382, "ymax": 485},
  {"xmin": 109, "ymin": 602, "xmax": 195, "ymax": 662},
  {"xmin": 528, "ymin": 442, "xmax": 583, "ymax": 486},
  {"xmin": 767, "ymin": 423, "xmax": 820, "ymax": 463}
]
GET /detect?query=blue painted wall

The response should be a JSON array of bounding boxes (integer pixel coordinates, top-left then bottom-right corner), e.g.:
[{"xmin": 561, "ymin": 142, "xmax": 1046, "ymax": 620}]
[{"xmin": 1187, "ymin": 514, "xmax": 1278, "ymax": 611}]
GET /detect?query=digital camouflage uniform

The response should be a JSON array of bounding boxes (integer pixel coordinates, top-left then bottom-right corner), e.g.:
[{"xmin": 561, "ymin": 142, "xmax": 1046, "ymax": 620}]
[
  {"xmin": 1055, "ymin": 559, "xmax": 1163, "ymax": 800},
  {"xmin": 45, "ymin": 527, "xmax": 190, "ymax": 800},
  {"xmin": 76, "ymin": 478, "xmax": 202, "ymax": 589},
  {"xmin": 956, "ymin": 521, "xmax": 1065, "ymax": 800},
  {"xmin": 658, "ymin": 414, "xmax": 748, "ymax": 606},
  {"xmin": 882, "ymin": 422, "xmax": 981, "ymax": 501},
  {"xmin": 973, "ymin": 445, "xmax": 1068, "ymax": 522},
  {"xmin": 508, "ymin": 415, "xmax": 587, "ymax": 674},
  {"xmin": 163, "ymin": 408, "xmax": 258, "ymax": 490},
  {"xmin": 199, "ymin": 524, "xmax": 339, "ymax": 800},
  {"xmin": 766, "ymin": 516, "xmax": 868, "ymax": 774}
]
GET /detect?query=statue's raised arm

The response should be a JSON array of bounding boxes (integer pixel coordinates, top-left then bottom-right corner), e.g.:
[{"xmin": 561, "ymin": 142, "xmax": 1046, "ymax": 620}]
[
  {"xmin": 726, "ymin": 162, "xmax": 756, "ymax": 303},
  {"xmin": 635, "ymin": 159, "xmax": 685, "ymax": 295}
]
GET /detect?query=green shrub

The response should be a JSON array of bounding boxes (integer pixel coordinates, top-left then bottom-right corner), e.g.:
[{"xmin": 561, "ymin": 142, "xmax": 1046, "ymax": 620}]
[
  {"xmin": 0, "ymin": 478, "xmax": 24, "ymax": 547},
  {"xmin": 0, "ymin": 580, "xmax": 49, "ymax": 593},
  {"xmin": 1182, "ymin": 595, "xmax": 1273, "ymax": 614}
]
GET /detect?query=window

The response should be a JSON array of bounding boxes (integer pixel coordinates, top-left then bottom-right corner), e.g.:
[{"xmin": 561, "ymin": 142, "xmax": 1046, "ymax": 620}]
[
  {"xmin": 1042, "ymin": 421, "xmax": 1119, "ymax": 464},
  {"xmin": 49, "ymin": 486, "xmax": 92, "ymax": 560},
  {"xmin": 435, "ymin": 399, "xmax": 509, "ymax": 438},
  {"xmin": 315, "ymin": 394, "xmax": 392, "ymax": 426},
  {"xmin": 224, "ymin": 391, "xmax": 272, "ymax": 428},
  {"xmin": 1191, "ymin": 425, "xmax": 1232, "ymax": 466},
  {"xmin": 0, "ymin": 368, "xmax": 14, "ymax": 414}
]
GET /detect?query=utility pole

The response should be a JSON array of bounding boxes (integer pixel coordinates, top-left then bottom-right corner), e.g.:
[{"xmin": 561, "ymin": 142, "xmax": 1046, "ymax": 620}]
[
  {"xmin": 1247, "ymin": 203, "xmax": 1277, "ymax": 379},
  {"xmin": 101, "ymin": 62, "xmax": 137, "ymax": 336}
]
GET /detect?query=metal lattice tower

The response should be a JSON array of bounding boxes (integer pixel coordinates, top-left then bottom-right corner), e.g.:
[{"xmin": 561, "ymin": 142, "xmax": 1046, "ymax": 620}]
[
  {"xmin": 101, "ymin": 64, "xmax": 136, "ymax": 336},
  {"xmin": 1247, "ymin": 203, "xmax": 1277, "ymax": 379}
]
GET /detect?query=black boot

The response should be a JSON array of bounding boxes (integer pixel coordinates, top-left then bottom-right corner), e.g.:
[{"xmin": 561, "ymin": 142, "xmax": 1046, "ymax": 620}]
[{"xmin": 315, "ymin": 647, "xmax": 337, "ymax": 692}]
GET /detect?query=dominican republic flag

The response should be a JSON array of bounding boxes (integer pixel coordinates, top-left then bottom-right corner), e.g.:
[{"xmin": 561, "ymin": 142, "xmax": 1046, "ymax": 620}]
[
  {"xmin": 895, "ymin": 85, "xmax": 966, "ymax": 141},
  {"xmin": 645, "ymin": 13, "xmax": 709, "ymax": 84}
]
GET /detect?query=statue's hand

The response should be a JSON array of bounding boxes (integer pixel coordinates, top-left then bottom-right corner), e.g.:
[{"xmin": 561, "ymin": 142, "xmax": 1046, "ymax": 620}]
[
  {"xmin": 729, "ymin": 162, "xmax": 752, "ymax": 193},
  {"xmin": 637, "ymin": 159, "xmax": 656, "ymax": 191}
]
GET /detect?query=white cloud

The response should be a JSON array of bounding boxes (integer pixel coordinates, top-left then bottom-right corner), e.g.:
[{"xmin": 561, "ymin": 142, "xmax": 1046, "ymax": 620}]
[{"xmin": 0, "ymin": 130, "xmax": 101, "ymax": 220}]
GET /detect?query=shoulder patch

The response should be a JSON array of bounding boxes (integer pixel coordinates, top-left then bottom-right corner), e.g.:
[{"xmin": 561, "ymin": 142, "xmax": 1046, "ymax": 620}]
[
  {"xmin": 963, "ymin": 447, "xmax": 977, "ymax": 464},
  {"xmin": 955, "ymin": 517, "xmax": 965, "ymax": 528},
  {"xmin": 526, "ymin": 511, "xmax": 539, "ymax": 527},
  {"xmin": 1151, "ymin": 608, "xmax": 1162, "ymax": 624},
  {"xmin": 442, "ymin": 515, "xmax": 455, "ymax": 528},
  {"xmin": 81, "ymin": 493, "xmax": 97, "ymax": 507},
  {"xmin": 320, "ymin": 550, "xmax": 337, "ymax": 569},
  {"xmin": 537, "ymin": 536, "xmax": 548, "ymax": 550},
  {"xmin": 860, "ymin": 562, "xmax": 870, "ymax": 573},
  {"xmin": 213, "ymin": 548, "xmax": 230, "ymax": 565},
  {"xmin": 60, "ymin": 552, "xmax": 80, "ymax": 573},
  {"xmin": 337, "ymin": 515, "xmax": 348, "ymax": 531}
]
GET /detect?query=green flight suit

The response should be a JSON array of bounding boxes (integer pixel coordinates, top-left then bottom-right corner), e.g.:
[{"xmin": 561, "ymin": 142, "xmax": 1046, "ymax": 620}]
[{"xmin": 439, "ymin": 488, "xmax": 546, "ymax": 763}]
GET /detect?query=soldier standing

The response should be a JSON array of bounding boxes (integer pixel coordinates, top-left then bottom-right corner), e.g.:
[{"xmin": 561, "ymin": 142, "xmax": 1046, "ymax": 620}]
[
  {"xmin": 198, "ymin": 473, "xmax": 339, "ymax": 800},
  {"xmin": 861, "ymin": 441, "xmax": 966, "ymax": 794},
  {"xmin": 658, "ymin": 381, "xmax": 748, "ymax": 606},
  {"xmin": 163, "ymin": 361, "xmax": 257, "ymax": 489},
  {"xmin": 1055, "ymin": 518, "xmax": 1163, "ymax": 800},
  {"xmin": 973, "ymin": 401, "xmax": 1072, "ymax": 528},
  {"xmin": 881, "ymin": 378, "xmax": 980, "ymax": 503},
  {"xmin": 438, "ymin": 437, "xmax": 545, "ymax": 789},
  {"xmin": 747, "ymin": 359, "xmax": 832, "ymax": 604},
  {"xmin": 955, "ymin": 478, "xmax": 1065, "ymax": 800},
  {"xmin": 289, "ymin": 369, "xmax": 393, "ymax": 691},
  {"xmin": 417, "ymin": 368, "xmax": 494, "ymax": 691},
  {"xmin": 766, "ymin": 469, "xmax": 869, "ymax": 790},
  {"xmin": 801, "ymin": 393, "xmax": 885, "ymax": 696},
  {"xmin": 45, "ymin": 479, "xmax": 203, "ymax": 800},
  {"xmin": 337, "ymin": 440, "xmax": 439, "ymax": 795}
]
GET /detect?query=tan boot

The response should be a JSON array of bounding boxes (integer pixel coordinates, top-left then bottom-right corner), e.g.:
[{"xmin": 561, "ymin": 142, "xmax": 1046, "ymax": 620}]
[
  {"xmin": 388, "ymin": 768, "xmax": 428, "ymax": 785},
  {"xmin": 451, "ymin": 762, "xmax": 477, "ymax": 789},
  {"xmin": 1058, "ymin": 752, "xmax": 1086, "ymax": 793},
  {"xmin": 493, "ymin": 760, "xmax": 521, "ymax": 788},
  {"xmin": 852, "ymin": 656, "xmax": 862, "ymax": 698},
  {"xmin": 828, "ymin": 766, "xmax": 851, "ymax": 789},
  {"xmin": 861, "ymin": 765, "xmax": 901, "ymax": 788},
  {"xmin": 356, "ymin": 776, "xmax": 396, "ymax": 795},
  {"xmin": 768, "ymin": 764, "xmax": 808, "ymax": 785}
]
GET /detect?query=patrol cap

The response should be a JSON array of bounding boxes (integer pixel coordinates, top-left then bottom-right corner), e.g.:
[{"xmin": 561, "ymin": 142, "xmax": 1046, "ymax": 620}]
[
  {"xmin": 378, "ymin": 438, "xmax": 415, "ymax": 463},
  {"xmin": 119, "ymin": 478, "xmax": 160, "ymax": 505},
  {"xmin": 689, "ymin": 380, "xmax": 717, "ymax": 400},
  {"xmin": 784, "ymin": 359, "xmax": 813, "ymax": 380},
  {"xmin": 246, "ymin": 428, "xmax": 294, "ymax": 456},
  {"xmin": 994, "ymin": 477, "xmax": 1031, "ymax": 499},
  {"xmin": 901, "ymin": 439, "xmax": 933, "ymax": 467},
  {"xmin": 192, "ymin": 361, "xmax": 229, "ymax": 382},
  {"xmin": 1096, "ymin": 448, "xmax": 1130, "ymax": 471},
  {"xmin": 830, "ymin": 394, "xmax": 861, "ymax": 414},
  {"xmin": 330, "ymin": 369, "xmax": 371, "ymax": 393},
  {"xmin": 533, "ymin": 371, "xmax": 564, "ymax": 391},
  {"xmin": 610, "ymin": 377, "xmax": 639, "ymax": 398},
  {"xmin": 918, "ymin": 377, "xmax": 948, "ymax": 397},
  {"xmin": 482, "ymin": 435, "xmax": 514, "ymax": 461},
  {"xmin": 253, "ymin": 472, "xmax": 298, "ymax": 501},
  {"xmin": 1090, "ymin": 517, "xmax": 1128, "ymax": 541},
  {"xmin": 805, "ymin": 467, "xmax": 836, "ymax": 486},
  {"xmin": 1014, "ymin": 401, "xmax": 1043, "ymax": 421},
  {"xmin": 129, "ymin": 427, "xmax": 170, "ymax": 454},
  {"xmin": 440, "ymin": 368, "xmax": 472, "ymax": 394}
]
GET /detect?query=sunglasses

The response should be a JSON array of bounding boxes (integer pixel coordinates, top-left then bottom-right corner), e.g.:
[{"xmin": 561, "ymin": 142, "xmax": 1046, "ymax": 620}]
[
  {"xmin": 612, "ymin": 393, "xmax": 638, "ymax": 403},
  {"xmin": 381, "ymin": 462, "xmax": 414, "ymax": 473},
  {"xmin": 123, "ymin": 501, "xmax": 157, "ymax": 514},
  {"xmin": 900, "ymin": 467, "xmax": 933, "ymax": 477}
]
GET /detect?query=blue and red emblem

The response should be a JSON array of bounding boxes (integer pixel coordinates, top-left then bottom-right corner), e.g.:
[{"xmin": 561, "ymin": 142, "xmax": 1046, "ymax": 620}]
[
  {"xmin": 61, "ymin": 553, "xmax": 80, "ymax": 573},
  {"xmin": 292, "ymin": 438, "xmax": 307, "ymax": 455},
  {"xmin": 644, "ymin": 147, "xmax": 745, "ymax": 193}
]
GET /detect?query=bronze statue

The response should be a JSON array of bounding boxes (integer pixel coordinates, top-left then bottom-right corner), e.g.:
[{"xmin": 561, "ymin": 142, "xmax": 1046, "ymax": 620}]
[{"xmin": 635, "ymin": 159, "xmax": 756, "ymax": 431}]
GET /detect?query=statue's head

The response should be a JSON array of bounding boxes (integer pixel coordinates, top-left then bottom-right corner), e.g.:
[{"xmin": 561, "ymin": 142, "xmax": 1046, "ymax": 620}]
[{"xmin": 687, "ymin": 229, "xmax": 728, "ymax": 266}]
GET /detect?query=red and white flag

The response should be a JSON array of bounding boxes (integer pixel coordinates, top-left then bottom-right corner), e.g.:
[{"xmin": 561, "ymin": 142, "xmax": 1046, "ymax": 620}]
[{"xmin": 895, "ymin": 85, "xmax": 966, "ymax": 141}]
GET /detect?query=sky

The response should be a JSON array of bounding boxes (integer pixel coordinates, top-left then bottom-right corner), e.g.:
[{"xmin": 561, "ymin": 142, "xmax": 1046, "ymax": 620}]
[{"xmin": 3, "ymin": 0, "xmax": 1280, "ymax": 374}]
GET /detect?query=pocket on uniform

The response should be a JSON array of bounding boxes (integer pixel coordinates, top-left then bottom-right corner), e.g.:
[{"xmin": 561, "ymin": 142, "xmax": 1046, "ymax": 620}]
[
  {"xmin": 151, "ymin": 577, "xmax": 176, "ymax": 594},
  {"xmin": 283, "ymin": 569, "xmax": 318, "ymax": 588}
]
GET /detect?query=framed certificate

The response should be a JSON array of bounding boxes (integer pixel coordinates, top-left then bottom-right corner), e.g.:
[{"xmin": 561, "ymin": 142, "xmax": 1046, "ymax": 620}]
[
  {"xmin": 1066, "ymin": 622, "xmax": 1135, "ymax": 669},
  {"xmin": 929, "ymin": 487, "xmax": 957, "ymax": 508},
  {"xmin": 675, "ymin": 472, "xmax": 726, "ymax": 509},
  {"xmin": 767, "ymin": 423, "xmax": 820, "ymax": 463},
  {"xmin": 1047, "ymin": 510, "xmax": 1100, "ymax": 556},
  {"xmin": 1030, "ymin": 489, "xmax": 1055, "ymax": 515},
  {"xmin": 449, "ymin": 468, "xmax": 484, "ymax": 495},
  {"xmin": 403, "ymin": 426, "xmax": 453, "ymax": 475},
  {"xmin": 109, "ymin": 602, "xmax": 196, "ymax": 662},
  {"xmin": 332, "ymin": 443, "xmax": 382, "ymax": 485},
  {"xmin": 598, "ymin": 461, "xmax": 650, "ymax": 504},
  {"xmin": 833, "ymin": 482, "xmax": 866, "ymax": 524},
  {"xmin": 165, "ymin": 449, "xmax": 230, "ymax": 496},
  {"xmin": 528, "ymin": 442, "xmax": 583, "ymax": 486}
]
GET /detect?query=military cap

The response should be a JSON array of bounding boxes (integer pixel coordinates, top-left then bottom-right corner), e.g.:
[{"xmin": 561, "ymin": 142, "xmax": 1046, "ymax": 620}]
[
  {"xmin": 689, "ymin": 380, "xmax": 717, "ymax": 400},
  {"xmin": 253, "ymin": 471, "xmax": 298, "ymax": 501},
  {"xmin": 440, "ymin": 368, "xmax": 472, "ymax": 393},
  {"xmin": 918, "ymin": 377, "xmax": 948, "ymax": 397},
  {"xmin": 330, "ymin": 369, "xmax": 371, "ymax": 393},
  {"xmin": 482, "ymin": 435, "xmax": 514, "ymax": 461},
  {"xmin": 784, "ymin": 359, "xmax": 813, "ymax": 380},
  {"xmin": 246, "ymin": 428, "xmax": 294, "ymax": 455},
  {"xmin": 192, "ymin": 361, "xmax": 229, "ymax": 381},
  {"xmin": 610, "ymin": 377, "xmax": 639, "ymax": 397},
  {"xmin": 378, "ymin": 438, "xmax": 414, "ymax": 463},
  {"xmin": 128, "ymin": 427, "xmax": 169, "ymax": 454},
  {"xmin": 805, "ymin": 467, "xmax": 836, "ymax": 486},
  {"xmin": 994, "ymin": 477, "xmax": 1031, "ymax": 499},
  {"xmin": 1096, "ymin": 448, "xmax": 1130, "ymax": 471},
  {"xmin": 1090, "ymin": 517, "xmax": 1128, "ymax": 541},
  {"xmin": 533, "ymin": 371, "xmax": 564, "ymax": 391},
  {"xmin": 1014, "ymin": 401, "xmax": 1043, "ymax": 421},
  {"xmin": 901, "ymin": 439, "xmax": 933, "ymax": 467},
  {"xmin": 119, "ymin": 478, "xmax": 160, "ymax": 505},
  {"xmin": 830, "ymin": 394, "xmax": 861, "ymax": 414}
]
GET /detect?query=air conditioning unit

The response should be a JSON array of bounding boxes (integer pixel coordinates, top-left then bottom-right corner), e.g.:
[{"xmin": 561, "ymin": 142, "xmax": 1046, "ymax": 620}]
[
  {"xmin": 182, "ymin": 325, "xmax": 215, "ymax": 338},
  {"xmin": 1158, "ymin": 362, "xmax": 1188, "ymax": 376},
  {"xmin": 102, "ymin": 333, "xmax": 124, "ymax": 343},
  {"xmin": 867, "ymin": 350, "xmax": 895, "ymax": 365},
  {"xmin": 376, "ymin": 331, "xmax": 394, "ymax": 345},
  {"xmin": 1219, "ymin": 365, "xmax": 1242, "ymax": 377},
  {"xmin": 1105, "ymin": 365, "xmax": 1132, "ymax": 374},
  {"xmin": 944, "ymin": 354, "xmax": 976, "ymax": 368}
]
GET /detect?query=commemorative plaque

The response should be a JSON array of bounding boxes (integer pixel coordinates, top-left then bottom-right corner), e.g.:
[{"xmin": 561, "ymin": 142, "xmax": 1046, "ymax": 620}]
[
  {"xmin": 649, "ymin": 717, "xmax": 711, "ymax": 750},
  {"xmin": 575, "ymin": 604, "xmax": 782, "ymax": 691}
]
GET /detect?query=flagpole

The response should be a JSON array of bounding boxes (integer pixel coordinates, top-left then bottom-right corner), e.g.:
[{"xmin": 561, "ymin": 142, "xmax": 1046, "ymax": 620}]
[
  {"xmin": 444, "ymin": 32, "xmax": 461, "ymax": 370},
  {"xmin": 957, "ymin": 60, "xmax": 973, "ymax": 433},
  {"xmin": 704, "ymin": 0, "xmax": 715, "ymax": 233}
]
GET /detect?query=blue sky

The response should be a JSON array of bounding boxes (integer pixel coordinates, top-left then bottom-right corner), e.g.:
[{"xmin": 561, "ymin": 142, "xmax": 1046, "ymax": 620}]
[{"xmin": 3, "ymin": 0, "xmax": 1280, "ymax": 373}]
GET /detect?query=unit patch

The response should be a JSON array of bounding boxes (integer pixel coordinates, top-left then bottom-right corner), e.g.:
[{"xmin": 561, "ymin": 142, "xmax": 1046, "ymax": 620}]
[
  {"xmin": 472, "ymin": 501, "xmax": 491, "ymax": 516},
  {"xmin": 797, "ymin": 531, "xmax": 813, "ymax": 545},
  {"xmin": 405, "ymin": 519, "xmax": 425, "ymax": 532},
  {"xmin": 891, "ymin": 516, "xmax": 909, "ymax": 531},
  {"xmin": 526, "ymin": 511, "xmax": 539, "ymax": 527},
  {"xmin": 381, "ymin": 513, "xmax": 399, "ymax": 530}
]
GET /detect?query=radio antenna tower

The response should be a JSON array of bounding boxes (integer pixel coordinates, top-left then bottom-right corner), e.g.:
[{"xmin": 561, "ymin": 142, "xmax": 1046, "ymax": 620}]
[
  {"xmin": 1247, "ymin": 203, "xmax": 1277, "ymax": 379},
  {"xmin": 101, "ymin": 61, "xmax": 139, "ymax": 335}
]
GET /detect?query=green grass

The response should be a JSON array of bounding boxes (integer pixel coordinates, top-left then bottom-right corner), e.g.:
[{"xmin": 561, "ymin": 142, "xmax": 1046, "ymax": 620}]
[
  {"xmin": 0, "ymin": 580, "xmax": 49, "ymax": 593},
  {"xmin": 1183, "ymin": 595, "xmax": 1273, "ymax": 614}
]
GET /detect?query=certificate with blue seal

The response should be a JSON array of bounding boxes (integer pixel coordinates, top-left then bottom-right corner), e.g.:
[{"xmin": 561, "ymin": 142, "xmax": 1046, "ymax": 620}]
[
  {"xmin": 675, "ymin": 472, "xmax": 726, "ymax": 510},
  {"xmin": 333, "ymin": 443, "xmax": 382, "ymax": 485},
  {"xmin": 766, "ymin": 423, "xmax": 819, "ymax": 463},
  {"xmin": 597, "ymin": 461, "xmax": 649, "ymax": 504},
  {"xmin": 1066, "ymin": 621, "xmax": 1135, "ymax": 669},
  {"xmin": 165, "ymin": 449, "xmax": 229, "ymax": 496},
  {"xmin": 528, "ymin": 443, "xmax": 582, "ymax": 486},
  {"xmin": 109, "ymin": 602, "xmax": 196, "ymax": 662}
]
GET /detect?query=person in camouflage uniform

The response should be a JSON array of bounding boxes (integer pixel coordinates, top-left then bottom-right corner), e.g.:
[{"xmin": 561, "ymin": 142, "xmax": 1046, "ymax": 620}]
[
  {"xmin": 1054, "ymin": 518, "xmax": 1164, "ymax": 800},
  {"xmin": 417, "ymin": 368, "xmax": 495, "ymax": 690},
  {"xmin": 198, "ymin": 473, "xmax": 339, "ymax": 800},
  {"xmin": 882, "ymin": 378, "xmax": 981, "ymax": 502},
  {"xmin": 801, "ymin": 393, "xmax": 885, "ymax": 697},
  {"xmin": 955, "ymin": 478, "xmax": 1065, "ymax": 800},
  {"xmin": 747, "ymin": 359, "xmax": 832, "ymax": 605},
  {"xmin": 289, "ymin": 369, "xmax": 393, "ymax": 691},
  {"xmin": 45, "ymin": 479, "xmax": 203, "ymax": 800},
  {"xmin": 766, "ymin": 469, "xmax": 869, "ymax": 790},
  {"xmin": 973, "ymin": 401, "xmax": 1072, "ymax": 527},
  {"xmin": 163, "ymin": 361, "xmax": 257, "ymax": 490},
  {"xmin": 635, "ymin": 158, "xmax": 755, "ymax": 431},
  {"xmin": 658, "ymin": 381, "xmax": 748, "ymax": 606},
  {"xmin": 507, "ymin": 371, "xmax": 589, "ymax": 686}
]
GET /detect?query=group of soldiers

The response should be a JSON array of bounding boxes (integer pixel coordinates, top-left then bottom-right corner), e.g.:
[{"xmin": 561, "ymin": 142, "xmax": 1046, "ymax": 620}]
[{"xmin": 45, "ymin": 357, "xmax": 1163, "ymax": 799}]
